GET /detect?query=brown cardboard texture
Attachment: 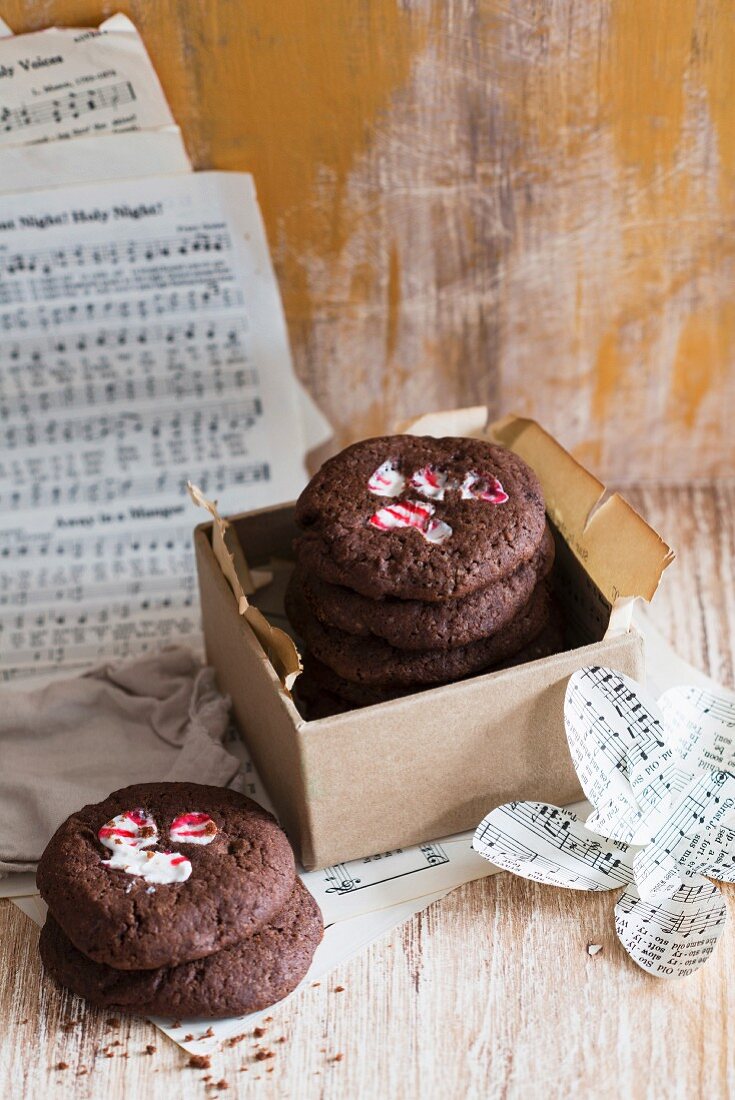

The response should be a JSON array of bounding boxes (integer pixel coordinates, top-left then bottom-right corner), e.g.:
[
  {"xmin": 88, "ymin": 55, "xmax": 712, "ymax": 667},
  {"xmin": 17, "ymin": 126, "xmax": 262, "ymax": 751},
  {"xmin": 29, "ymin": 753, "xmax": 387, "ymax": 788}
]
[{"xmin": 194, "ymin": 412, "xmax": 673, "ymax": 870}]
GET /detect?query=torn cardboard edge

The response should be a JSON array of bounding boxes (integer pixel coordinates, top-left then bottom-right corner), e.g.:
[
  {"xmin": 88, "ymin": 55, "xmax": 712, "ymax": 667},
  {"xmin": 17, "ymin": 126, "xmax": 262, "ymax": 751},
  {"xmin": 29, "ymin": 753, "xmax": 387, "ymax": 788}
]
[
  {"xmin": 187, "ymin": 483, "xmax": 301, "ymax": 690},
  {"xmin": 400, "ymin": 409, "xmax": 675, "ymax": 606}
]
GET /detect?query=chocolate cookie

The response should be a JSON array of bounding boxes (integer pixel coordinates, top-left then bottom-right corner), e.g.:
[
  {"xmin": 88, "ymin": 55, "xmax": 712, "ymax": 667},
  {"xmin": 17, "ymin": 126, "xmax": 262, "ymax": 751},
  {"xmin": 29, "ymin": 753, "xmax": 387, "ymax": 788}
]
[
  {"xmin": 300, "ymin": 655, "xmax": 413, "ymax": 709},
  {"xmin": 37, "ymin": 783, "xmax": 296, "ymax": 971},
  {"xmin": 295, "ymin": 435, "xmax": 546, "ymax": 601},
  {"xmin": 299, "ymin": 610, "xmax": 566, "ymax": 710},
  {"xmin": 40, "ymin": 881, "xmax": 323, "ymax": 1019},
  {"xmin": 286, "ymin": 579, "xmax": 551, "ymax": 687},
  {"xmin": 295, "ymin": 525, "xmax": 555, "ymax": 651}
]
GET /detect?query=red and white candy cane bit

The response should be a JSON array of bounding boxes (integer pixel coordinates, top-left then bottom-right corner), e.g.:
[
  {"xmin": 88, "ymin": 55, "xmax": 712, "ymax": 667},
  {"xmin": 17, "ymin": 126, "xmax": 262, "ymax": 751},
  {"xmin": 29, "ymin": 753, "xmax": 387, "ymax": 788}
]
[
  {"xmin": 460, "ymin": 471, "xmax": 509, "ymax": 504},
  {"xmin": 368, "ymin": 500, "xmax": 453, "ymax": 545},
  {"xmin": 409, "ymin": 464, "xmax": 449, "ymax": 500},
  {"xmin": 98, "ymin": 809, "xmax": 158, "ymax": 851},
  {"xmin": 169, "ymin": 812, "xmax": 218, "ymax": 846},
  {"xmin": 367, "ymin": 460, "xmax": 406, "ymax": 498}
]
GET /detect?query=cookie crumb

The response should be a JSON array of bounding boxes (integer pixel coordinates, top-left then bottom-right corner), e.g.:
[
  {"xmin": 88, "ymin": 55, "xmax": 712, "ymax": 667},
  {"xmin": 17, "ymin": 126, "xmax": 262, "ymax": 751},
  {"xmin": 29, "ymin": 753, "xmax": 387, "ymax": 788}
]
[
  {"xmin": 56, "ymin": 1061, "xmax": 69, "ymax": 1071},
  {"xmin": 224, "ymin": 1033, "xmax": 246, "ymax": 1047},
  {"xmin": 277, "ymin": 1036, "xmax": 286, "ymax": 1043},
  {"xmin": 188, "ymin": 1054, "xmax": 212, "ymax": 1070},
  {"xmin": 334, "ymin": 985, "xmax": 345, "ymax": 992},
  {"xmin": 215, "ymin": 1080, "xmax": 229, "ymax": 1090},
  {"xmin": 170, "ymin": 1020, "xmax": 182, "ymax": 1029},
  {"xmin": 267, "ymin": 1066, "xmax": 274, "ymax": 1074},
  {"xmin": 253, "ymin": 1026, "xmax": 266, "ymax": 1038},
  {"xmin": 264, "ymin": 1016, "xmax": 273, "ymax": 1022},
  {"xmin": 145, "ymin": 1044, "xmax": 156, "ymax": 1055},
  {"xmin": 255, "ymin": 1050, "xmax": 274, "ymax": 1061},
  {"xmin": 183, "ymin": 1033, "xmax": 194, "ymax": 1042},
  {"xmin": 200, "ymin": 1026, "xmax": 215, "ymax": 1039},
  {"xmin": 587, "ymin": 943, "xmax": 603, "ymax": 957},
  {"xmin": 311, "ymin": 981, "xmax": 321, "ymax": 987},
  {"xmin": 77, "ymin": 1067, "xmax": 88, "ymax": 1076},
  {"xmin": 332, "ymin": 1053, "xmax": 344, "ymax": 1062}
]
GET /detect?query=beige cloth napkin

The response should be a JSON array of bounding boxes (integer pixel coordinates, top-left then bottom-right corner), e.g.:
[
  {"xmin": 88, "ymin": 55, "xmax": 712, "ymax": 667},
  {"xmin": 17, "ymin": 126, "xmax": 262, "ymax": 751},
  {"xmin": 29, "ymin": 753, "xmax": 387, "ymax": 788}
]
[{"xmin": 0, "ymin": 648, "xmax": 240, "ymax": 875}]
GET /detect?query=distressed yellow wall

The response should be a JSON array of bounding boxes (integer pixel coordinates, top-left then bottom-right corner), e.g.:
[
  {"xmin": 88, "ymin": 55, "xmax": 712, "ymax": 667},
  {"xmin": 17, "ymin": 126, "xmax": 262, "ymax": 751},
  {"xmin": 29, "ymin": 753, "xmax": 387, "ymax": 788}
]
[{"xmin": 5, "ymin": 0, "xmax": 735, "ymax": 480}]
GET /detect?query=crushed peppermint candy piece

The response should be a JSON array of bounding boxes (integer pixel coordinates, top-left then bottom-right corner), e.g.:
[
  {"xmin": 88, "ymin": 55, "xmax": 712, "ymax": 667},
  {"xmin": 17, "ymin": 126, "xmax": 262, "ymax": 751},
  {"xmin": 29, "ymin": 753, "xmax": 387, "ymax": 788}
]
[
  {"xmin": 409, "ymin": 465, "xmax": 450, "ymax": 500},
  {"xmin": 367, "ymin": 460, "xmax": 405, "ymax": 498},
  {"xmin": 169, "ymin": 812, "xmax": 218, "ymax": 846},
  {"xmin": 102, "ymin": 846, "xmax": 192, "ymax": 885},
  {"xmin": 587, "ymin": 944, "xmax": 603, "ymax": 956},
  {"xmin": 460, "ymin": 471, "xmax": 509, "ymax": 503},
  {"xmin": 98, "ymin": 809, "xmax": 158, "ymax": 851},
  {"xmin": 368, "ymin": 500, "xmax": 453, "ymax": 545}
]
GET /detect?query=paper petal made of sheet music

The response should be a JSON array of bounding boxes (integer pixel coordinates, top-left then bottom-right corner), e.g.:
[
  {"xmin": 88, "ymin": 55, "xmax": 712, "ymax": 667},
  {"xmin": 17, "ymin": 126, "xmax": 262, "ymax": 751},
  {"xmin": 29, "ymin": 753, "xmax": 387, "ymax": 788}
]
[
  {"xmin": 615, "ymin": 874, "xmax": 727, "ymax": 978},
  {"xmin": 632, "ymin": 769, "xmax": 735, "ymax": 901},
  {"xmin": 564, "ymin": 667, "xmax": 678, "ymax": 844},
  {"xmin": 472, "ymin": 802, "xmax": 634, "ymax": 892},
  {"xmin": 659, "ymin": 684, "xmax": 735, "ymax": 777}
]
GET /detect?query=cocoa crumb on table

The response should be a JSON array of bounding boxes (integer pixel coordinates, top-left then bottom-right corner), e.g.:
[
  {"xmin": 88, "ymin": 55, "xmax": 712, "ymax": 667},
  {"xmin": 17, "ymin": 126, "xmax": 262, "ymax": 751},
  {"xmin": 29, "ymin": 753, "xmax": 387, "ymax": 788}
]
[
  {"xmin": 55, "ymin": 1061, "xmax": 69, "ymax": 1071},
  {"xmin": 255, "ymin": 1049, "xmax": 275, "ymax": 1061},
  {"xmin": 253, "ymin": 1026, "xmax": 266, "ymax": 1038},
  {"xmin": 332, "ymin": 1053, "xmax": 344, "ymax": 1062},
  {"xmin": 77, "ymin": 1067, "xmax": 88, "ymax": 1076},
  {"xmin": 183, "ymin": 1034, "xmax": 194, "ymax": 1042},
  {"xmin": 215, "ymin": 1080, "xmax": 229, "ymax": 1090},
  {"xmin": 224, "ymin": 1033, "xmax": 247, "ymax": 1047},
  {"xmin": 187, "ymin": 1054, "xmax": 212, "ymax": 1070},
  {"xmin": 334, "ymin": 985, "xmax": 345, "ymax": 992},
  {"xmin": 144, "ymin": 1044, "xmax": 156, "ymax": 1055},
  {"xmin": 200, "ymin": 1027, "xmax": 215, "ymax": 1039}
]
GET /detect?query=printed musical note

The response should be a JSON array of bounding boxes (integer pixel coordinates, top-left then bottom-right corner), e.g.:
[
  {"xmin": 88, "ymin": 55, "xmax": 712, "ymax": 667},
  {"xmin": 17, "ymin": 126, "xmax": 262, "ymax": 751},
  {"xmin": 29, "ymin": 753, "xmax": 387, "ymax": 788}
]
[{"xmin": 0, "ymin": 81, "xmax": 136, "ymax": 136}]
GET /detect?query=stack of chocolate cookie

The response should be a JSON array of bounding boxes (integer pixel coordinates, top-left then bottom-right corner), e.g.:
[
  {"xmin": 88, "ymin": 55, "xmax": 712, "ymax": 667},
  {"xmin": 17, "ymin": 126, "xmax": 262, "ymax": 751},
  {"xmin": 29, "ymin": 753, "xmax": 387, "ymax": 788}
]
[
  {"xmin": 287, "ymin": 435, "xmax": 559, "ymax": 716},
  {"xmin": 37, "ymin": 782, "xmax": 323, "ymax": 1019}
]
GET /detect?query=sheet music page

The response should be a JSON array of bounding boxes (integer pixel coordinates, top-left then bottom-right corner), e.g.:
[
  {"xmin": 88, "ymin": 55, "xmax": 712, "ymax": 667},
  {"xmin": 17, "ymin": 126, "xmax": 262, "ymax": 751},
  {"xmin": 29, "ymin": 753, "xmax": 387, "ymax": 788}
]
[
  {"xmin": 0, "ymin": 170, "xmax": 309, "ymax": 681},
  {"xmin": 0, "ymin": 13, "xmax": 190, "ymax": 190},
  {"xmin": 0, "ymin": 13, "xmax": 174, "ymax": 145}
]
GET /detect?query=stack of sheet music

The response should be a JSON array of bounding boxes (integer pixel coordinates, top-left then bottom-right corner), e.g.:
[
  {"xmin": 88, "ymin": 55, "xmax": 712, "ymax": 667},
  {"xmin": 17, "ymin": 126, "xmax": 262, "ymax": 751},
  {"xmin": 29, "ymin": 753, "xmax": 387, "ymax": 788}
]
[{"xmin": 0, "ymin": 13, "xmax": 331, "ymax": 685}]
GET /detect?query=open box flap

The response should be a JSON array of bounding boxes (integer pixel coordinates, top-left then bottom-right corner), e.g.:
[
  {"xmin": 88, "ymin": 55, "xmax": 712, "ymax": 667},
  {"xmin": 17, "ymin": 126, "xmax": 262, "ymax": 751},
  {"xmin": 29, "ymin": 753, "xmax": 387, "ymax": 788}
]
[
  {"xmin": 401, "ymin": 409, "xmax": 675, "ymax": 604},
  {"xmin": 188, "ymin": 483, "xmax": 302, "ymax": 690}
]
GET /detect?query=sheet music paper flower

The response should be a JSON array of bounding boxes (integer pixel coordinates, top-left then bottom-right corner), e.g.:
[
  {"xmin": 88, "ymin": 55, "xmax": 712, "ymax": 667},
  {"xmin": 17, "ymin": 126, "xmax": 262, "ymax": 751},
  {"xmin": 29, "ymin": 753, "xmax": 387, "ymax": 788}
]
[{"xmin": 473, "ymin": 667, "xmax": 735, "ymax": 978}]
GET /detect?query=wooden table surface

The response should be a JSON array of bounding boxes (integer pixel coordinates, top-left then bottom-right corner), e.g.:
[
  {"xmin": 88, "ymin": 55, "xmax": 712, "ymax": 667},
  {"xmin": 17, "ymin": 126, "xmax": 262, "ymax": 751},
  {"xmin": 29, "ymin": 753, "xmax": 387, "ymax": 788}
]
[{"xmin": 1, "ymin": 482, "xmax": 733, "ymax": 1100}]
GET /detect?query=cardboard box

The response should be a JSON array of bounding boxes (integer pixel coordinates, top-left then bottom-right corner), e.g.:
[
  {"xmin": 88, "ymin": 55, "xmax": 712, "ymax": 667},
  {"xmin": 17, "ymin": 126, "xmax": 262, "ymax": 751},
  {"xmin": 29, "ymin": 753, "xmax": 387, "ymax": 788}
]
[{"xmin": 193, "ymin": 413, "xmax": 673, "ymax": 870}]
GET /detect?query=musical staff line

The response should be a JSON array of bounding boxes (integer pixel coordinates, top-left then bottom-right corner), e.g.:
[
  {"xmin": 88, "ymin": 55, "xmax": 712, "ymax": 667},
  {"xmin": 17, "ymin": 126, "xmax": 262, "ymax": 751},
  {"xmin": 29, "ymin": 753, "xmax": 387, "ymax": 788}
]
[{"xmin": 0, "ymin": 80, "xmax": 135, "ymax": 136}]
